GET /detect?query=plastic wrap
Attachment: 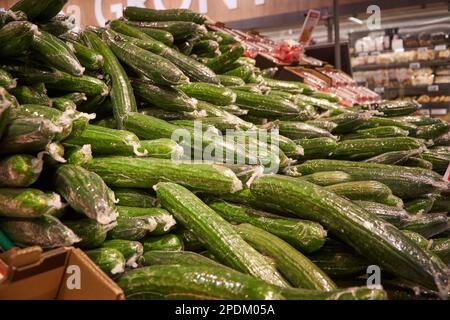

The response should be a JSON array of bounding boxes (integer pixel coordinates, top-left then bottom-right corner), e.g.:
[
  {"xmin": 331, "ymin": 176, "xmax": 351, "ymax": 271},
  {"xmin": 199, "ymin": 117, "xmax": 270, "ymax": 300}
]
[
  {"xmin": 85, "ymin": 248, "xmax": 125, "ymax": 277},
  {"xmin": 102, "ymin": 239, "xmax": 144, "ymax": 268},
  {"xmin": 0, "ymin": 154, "xmax": 43, "ymax": 187}
]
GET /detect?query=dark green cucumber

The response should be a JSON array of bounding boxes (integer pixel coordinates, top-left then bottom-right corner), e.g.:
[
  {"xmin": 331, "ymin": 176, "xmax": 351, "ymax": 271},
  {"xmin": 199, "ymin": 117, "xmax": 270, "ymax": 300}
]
[
  {"xmin": 364, "ymin": 149, "xmax": 421, "ymax": 165},
  {"xmin": 54, "ymin": 164, "xmax": 118, "ymax": 225},
  {"xmin": 65, "ymin": 219, "xmax": 115, "ymax": 249},
  {"xmin": 117, "ymin": 265, "xmax": 285, "ymax": 300},
  {"xmin": 206, "ymin": 45, "xmax": 244, "ymax": 74},
  {"xmin": 405, "ymin": 196, "xmax": 436, "ymax": 215},
  {"xmin": 218, "ymin": 74, "xmax": 246, "ymax": 87},
  {"xmin": 117, "ymin": 206, "xmax": 176, "ymax": 235},
  {"xmin": 63, "ymin": 124, "xmax": 147, "ymax": 157},
  {"xmin": 278, "ymin": 122, "xmax": 335, "ymax": 140},
  {"xmin": 404, "ymin": 156, "xmax": 433, "ymax": 170},
  {"xmin": 207, "ymin": 200, "xmax": 326, "ymax": 253},
  {"xmin": 0, "ymin": 10, "xmax": 27, "ymax": 28},
  {"xmin": 0, "ymin": 68, "xmax": 17, "ymax": 89},
  {"xmin": 131, "ymin": 78, "xmax": 197, "ymax": 112},
  {"xmin": 224, "ymin": 64, "xmax": 254, "ymax": 83},
  {"xmin": 357, "ymin": 117, "xmax": 417, "ymax": 134},
  {"xmin": 414, "ymin": 122, "xmax": 450, "ymax": 140},
  {"xmin": 142, "ymin": 234, "xmax": 183, "ymax": 252},
  {"xmin": 124, "ymin": 7, "xmax": 206, "ymax": 24},
  {"xmin": 0, "ymin": 188, "xmax": 63, "ymax": 218},
  {"xmin": 85, "ymin": 248, "xmax": 125, "ymax": 277},
  {"xmin": 305, "ymin": 120, "xmax": 337, "ymax": 132},
  {"xmin": 402, "ymin": 230, "xmax": 429, "ymax": 249},
  {"xmin": 342, "ymin": 126, "xmax": 409, "ymax": 140},
  {"xmin": 82, "ymin": 31, "xmax": 136, "ymax": 129},
  {"xmin": 178, "ymin": 228, "xmax": 204, "ymax": 251},
  {"xmin": 178, "ymin": 82, "xmax": 236, "ymax": 106},
  {"xmin": 65, "ymin": 145, "xmax": 93, "ymax": 167},
  {"xmin": 140, "ymin": 139, "xmax": 184, "ymax": 160},
  {"xmin": 89, "ymin": 156, "xmax": 243, "ymax": 195},
  {"xmin": 220, "ymin": 104, "xmax": 248, "ymax": 116},
  {"xmin": 0, "ymin": 214, "xmax": 79, "ymax": 248},
  {"xmin": 376, "ymin": 100, "xmax": 420, "ymax": 117},
  {"xmin": 232, "ymin": 83, "xmax": 265, "ymax": 94},
  {"xmin": 263, "ymin": 78, "xmax": 312, "ymax": 93},
  {"xmin": 38, "ymin": 14, "xmax": 75, "ymax": 36},
  {"xmin": 324, "ymin": 112, "xmax": 372, "ymax": 134},
  {"xmin": 299, "ymin": 171, "xmax": 353, "ymax": 186},
  {"xmin": 393, "ymin": 116, "xmax": 441, "ymax": 127},
  {"xmin": 124, "ymin": 112, "xmax": 182, "ymax": 140},
  {"xmin": 420, "ymin": 151, "xmax": 450, "ymax": 175},
  {"xmin": 401, "ymin": 213, "xmax": 449, "ymax": 238},
  {"xmin": 235, "ymin": 223, "xmax": 336, "ymax": 290},
  {"xmin": 332, "ymin": 137, "xmax": 425, "ymax": 161},
  {"xmin": 325, "ymin": 181, "xmax": 393, "ymax": 204},
  {"xmin": 68, "ymin": 40, "xmax": 104, "ymax": 71},
  {"xmin": 0, "ymin": 88, "xmax": 13, "ymax": 140},
  {"xmin": 102, "ymin": 239, "xmax": 144, "ymax": 268},
  {"xmin": 32, "ymin": 30, "xmax": 84, "ymax": 76},
  {"xmin": 311, "ymin": 91, "xmax": 340, "ymax": 103},
  {"xmin": 0, "ymin": 21, "xmax": 38, "ymax": 57},
  {"xmin": 353, "ymin": 201, "xmax": 410, "ymax": 227},
  {"xmin": 428, "ymin": 239, "xmax": 450, "ymax": 264},
  {"xmin": 177, "ymin": 35, "xmax": 198, "ymax": 56},
  {"xmin": 295, "ymin": 94, "xmax": 340, "ymax": 111},
  {"xmin": 434, "ymin": 132, "xmax": 450, "ymax": 146},
  {"xmin": 139, "ymin": 108, "xmax": 204, "ymax": 121},
  {"xmin": 103, "ymin": 29, "xmax": 188, "ymax": 86},
  {"xmin": 249, "ymin": 174, "xmax": 449, "ymax": 290},
  {"xmin": 124, "ymin": 20, "xmax": 203, "ymax": 41},
  {"xmin": 141, "ymin": 250, "xmax": 231, "ymax": 270},
  {"xmin": 297, "ymin": 159, "xmax": 448, "ymax": 199},
  {"xmin": 155, "ymin": 182, "xmax": 289, "ymax": 287},
  {"xmin": 294, "ymin": 137, "xmax": 338, "ymax": 160},
  {"xmin": 114, "ymin": 188, "xmax": 156, "ymax": 208},
  {"xmin": 10, "ymin": 84, "xmax": 51, "ymax": 106},
  {"xmin": 107, "ymin": 216, "xmax": 151, "ymax": 241},
  {"xmin": 0, "ymin": 154, "xmax": 43, "ymax": 187},
  {"xmin": 133, "ymin": 27, "xmax": 174, "ymax": 46}
]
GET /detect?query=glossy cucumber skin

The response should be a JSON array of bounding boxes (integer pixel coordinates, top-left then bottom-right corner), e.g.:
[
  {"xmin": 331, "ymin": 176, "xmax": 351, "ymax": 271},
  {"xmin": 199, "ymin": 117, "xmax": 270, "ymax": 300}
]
[
  {"xmin": 296, "ymin": 160, "xmax": 448, "ymax": 199},
  {"xmin": 206, "ymin": 45, "xmax": 244, "ymax": 73},
  {"xmin": 140, "ymin": 139, "xmax": 183, "ymax": 160},
  {"xmin": 279, "ymin": 122, "xmax": 335, "ymax": 140},
  {"xmin": 113, "ymin": 188, "xmax": 156, "ymax": 208},
  {"xmin": 364, "ymin": 150, "xmax": 421, "ymax": 165},
  {"xmin": 141, "ymin": 250, "xmax": 231, "ymax": 270},
  {"xmin": 178, "ymin": 82, "xmax": 236, "ymax": 106},
  {"xmin": 420, "ymin": 152, "xmax": 450, "ymax": 175},
  {"xmin": 218, "ymin": 75, "xmax": 246, "ymax": 87},
  {"xmin": 0, "ymin": 188, "xmax": 62, "ymax": 218},
  {"xmin": 249, "ymin": 175, "xmax": 449, "ymax": 291},
  {"xmin": 0, "ymin": 21, "xmax": 37, "ymax": 57},
  {"xmin": 0, "ymin": 88, "xmax": 13, "ymax": 140},
  {"xmin": 155, "ymin": 182, "xmax": 289, "ymax": 287},
  {"xmin": 65, "ymin": 219, "xmax": 112, "ymax": 249},
  {"xmin": 414, "ymin": 122, "xmax": 450, "ymax": 140},
  {"xmin": 299, "ymin": 171, "xmax": 353, "ymax": 186},
  {"xmin": 117, "ymin": 265, "xmax": 285, "ymax": 300},
  {"xmin": 102, "ymin": 239, "xmax": 144, "ymax": 267},
  {"xmin": 235, "ymin": 223, "xmax": 336, "ymax": 291},
  {"xmin": 70, "ymin": 41, "xmax": 104, "ymax": 71},
  {"xmin": 208, "ymin": 200, "xmax": 326, "ymax": 253},
  {"xmin": 124, "ymin": 20, "xmax": 202, "ymax": 41},
  {"xmin": 376, "ymin": 100, "xmax": 420, "ymax": 117},
  {"xmin": 11, "ymin": 0, "xmax": 54, "ymax": 21},
  {"xmin": 404, "ymin": 157, "xmax": 433, "ymax": 170},
  {"xmin": 0, "ymin": 154, "xmax": 43, "ymax": 188},
  {"xmin": 353, "ymin": 201, "xmax": 410, "ymax": 227},
  {"xmin": 123, "ymin": 7, "xmax": 206, "ymax": 24},
  {"xmin": 429, "ymin": 239, "xmax": 450, "ymax": 264},
  {"xmin": 357, "ymin": 117, "xmax": 417, "ymax": 134},
  {"xmin": 142, "ymin": 234, "xmax": 183, "ymax": 252},
  {"xmin": 401, "ymin": 213, "xmax": 449, "ymax": 238},
  {"xmin": 107, "ymin": 217, "xmax": 149, "ymax": 241},
  {"xmin": 82, "ymin": 31, "xmax": 136, "ymax": 129},
  {"xmin": 324, "ymin": 181, "xmax": 393, "ymax": 204},
  {"xmin": 124, "ymin": 113, "xmax": 182, "ymax": 140},
  {"xmin": 342, "ymin": 126, "xmax": 409, "ymax": 140},
  {"xmin": 89, "ymin": 156, "xmax": 243, "ymax": 195},
  {"xmin": 85, "ymin": 247, "xmax": 125, "ymax": 277},
  {"xmin": 0, "ymin": 68, "xmax": 17, "ymax": 89},
  {"xmin": 117, "ymin": 206, "xmax": 176, "ymax": 235},
  {"xmin": 294, "ymin": 138, "xmax": 338, "ymax": 160},
  {"xmin": 10, "ymin": 84, "xmax": 51, "ymax": 106}
]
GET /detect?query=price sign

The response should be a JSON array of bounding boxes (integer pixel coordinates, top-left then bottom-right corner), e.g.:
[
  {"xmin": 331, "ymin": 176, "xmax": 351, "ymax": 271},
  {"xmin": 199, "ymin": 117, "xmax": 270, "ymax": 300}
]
[
  {"xmin": 427, "ymin": 85, "xmax": 439, "ymax": 92},
  {"xmin": 409, "ymin": 62, "xmax": 421, "ymax": 69},
  {"xmin": 434, "ymin": 44, "xmax": 446, "ymax": 51},
  {"xmin": 374, "ymin": 87, "xmax": 385, "ymax": 94}
]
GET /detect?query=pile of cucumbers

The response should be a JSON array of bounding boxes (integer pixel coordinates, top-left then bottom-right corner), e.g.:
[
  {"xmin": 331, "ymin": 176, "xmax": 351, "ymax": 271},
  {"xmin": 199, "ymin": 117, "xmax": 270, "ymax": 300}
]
[{"xmin": 0, "ymin": 0, "xmax": 449, "ymax": 300}]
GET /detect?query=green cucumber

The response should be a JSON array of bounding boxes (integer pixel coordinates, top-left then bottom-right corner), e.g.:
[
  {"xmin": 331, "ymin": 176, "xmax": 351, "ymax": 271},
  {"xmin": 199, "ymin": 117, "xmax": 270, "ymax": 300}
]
[
  {"xmin": 305, "ymin": 120, "xmax": 337, "ymax": 132},
  {"xmin": 206, "ymin": 46, "xmax": 244, "ymax": 74},
  {"xmin": 178, "ymin": 228, "xmax": 204, "ymax": 251},
  {"xmin": 131, "ymin": 78, "xmax": 197, "ymax": 112},
  {"xmin": 263, "ymin": 78, "xmax": 312, "ymax": 93},
  {"xmin": 342, "ymin": 126, "xmax": 409, "ymax": 140},
  {"xmin": 404, "ymin": 157, "xmax": 433, "ymax": 170},
  {"xmin": 113, "ymin": 188, "xmax": 156, "ymax": 208},
  {"xmin": 117, "ymin": 206, "xmax": 176, "ymax": 235},
  {"xmin": 249, "ymin": 174, "xmax": 449, "ymax": 290},
  {"xmin": 353, "ymin": 201, "xmax": 410, "ymax": 227},
  {"xmin": 220, "ymin": 104, "xmax": 248, "ymax": 116},
  {"xmin": 402, "ymin": 230, "xmax": 429, "ymax": 249},
  {"xmin": 178, "ymin": 83, "xmax": 236, "ymax": 106},
  {"xmin": 65, "ymin": 145, "xmax": 93, "ymax": 167},
  {"xmin": 60, "ymin": 92, "xmax": 87, "ymax": 104},
  {"xmin": 311, "ymin": 91, "xmax": 340, "ymax": 103},
  {"xmin": 405, "ymin": 196, "xmax": 436, "ymax": 215},
  {"xmin": 325, "ymin": 181, "xmax": 393, "ymax": 204},
  {"xmin": 0, "ymin": 10, "xmax": 27, "ymax": 27},
  {"xmin": 401, "ymin": 213, "xmax": 449, "ymax": 238},
  {"xmin": 295, "ymin": 94, "xmax": 340, "ymax": 111},
  {"xmin": 235, "ymin": 223, "xmax": 336, "ymax": 290},
  {"xmin": 63, "ymin": 124, "xmax": 147, "ymax": 157},
  {"xmin": 107, "ymin": 217, "xmax": 151, "ymax": 241},
  {"xmin": 32, "ymin": 30, "xmax": 84, "ymax": 76},
  {"xmin": 110, "ymin": 20, "xmax": 174, "ymax": 45},
  {"xmin": 155, "ymin": 182, "xmax": 289, "ymax": 287},
  {"xmin": 0, "ymin": 188, "xmax": 63, "ymax": 218},
  {"xmin": 434, "ymin": 132, "xmax": 450, "ymax": 146},
  {"xmin": 218, "ymin": 74, "xmax": 246, "ymax": 87},
  {"xmin": 0, "ymin": 214, "xmax": 79, "ymax": 249},
  {"xmin": 332, "ymin": 137, "xmax": 425, "ymax": 161},
  {"xmin": 38, "ymin": 14, "xmax": 75, "ymax": 36},
  {"xmin": 299, "ymin": 171, "xmax": 353, "ymax": 186},
  {"xmin": 140, "ymin": 139, "xmax": 184, "ymax": 160},
  {"xmin": 85, "ymin": 248, "xmax": 125, "ymax": 277},
  {"xmin": 297, "ymin": 159, "xmax": 447, "ymax": 199},
  {"xmin": 376, "ymin": 100, "xmax": 420, "ymax": 117},
  {"xmin": 102, "ymin": 239, "xmax": 144, "ymax": 268},
  {"xmin": 124, "ymin": 112, "xmax": 182, "ymax": 140},
  {"xmin": 124, "ymin": 20, "xmax": 203, "ymax": 41},
  {"xmin": 68, "ymin": 40, "xmax": 104, "ymax": 71},
  {"xmin": 89, "ymin": 156, "xmax": 243, "ymax": 195},
  {"xmin": 139, "ymin": 108, "xmax": 204, "ymax": 121},
  {"xmin": 0, "ymin": 21, "xmax": 38, "ymax": 57},
  {"xmin": 207, "ymin": 200, "xmax": 326, "ymax": 253},
  {"xmin": 420, "ymin": 151, "xmax": 450, "ymax": 175},
  {"xmin": 54, "ymin": 164, "xmax": 118, "ymax": 225},
  {"xmin": 51, "ymin": 97, "xmax": 76, "ymax": 111},
  {"xmin": 103, "ymin": 29, "xmax": 188, "ymax": 86},
  {"xmin": 414, "ymin": 122, "xmax": 450, "ymax": 140},
  {"xmin": 278, "ymin": 122, "xmax": 335, "ymax": 140},
  {"xmin": 294, "ymin": 137, "xmax": 338, "ymax": 160},
  {"xmin": 428, "ymin": 239, "xmax": 450, "ymax": 264},
  {"xmin": 224, "ymin": 64, "xmax": 254, "ymax": 83},
  {"xmin": 82, "ymin": 31, "xmax": 136, "ymax": 129},
  {"xmin": 357, "ymin": 117, "xmax": 417, "ymax": 134},
  {"xmin": 393, "ymin": 116, "xmax": 441, "ymax": 127},
  {"xmin": 431, "ymin": 195, "xmax": 450, "ymax": 213},
  {"xmin": 65, "ymin": 219, "xmax": 115, "ymax": 249},
  {"xmin": 0, "ymin": 154, "xmax": 43, "ymax": 187},
  {"xmin": 323, "ymin": 112, "xmax": 372, "ymax": 134},
  {"xmin": 0, "ymin": 69, "xmax": 17, "ymax": 89},
  {"xmin": 10, "ymin": 84, "xmax": 51, "ymax": 106},
  {"xmin": 142, "ymin": 234, "xmax": 183, "ymax": 252},
  {"xmin": 232, "ymin": 83, "xmax": 265, "ymax": 94},
  {"xmin": 117, "ymin": 265, "xmax": 285, "ymax": 300},
  {"xmin": 124, "ymin": 7, "xmax": 206, "ymax": 24},
  {"xmin": 364, "ymin": 149, "xmax": 421, "ymax": 165},
  {"xmin": 0, "ymin": 88, "xmax": 13, "ymax": 140}
]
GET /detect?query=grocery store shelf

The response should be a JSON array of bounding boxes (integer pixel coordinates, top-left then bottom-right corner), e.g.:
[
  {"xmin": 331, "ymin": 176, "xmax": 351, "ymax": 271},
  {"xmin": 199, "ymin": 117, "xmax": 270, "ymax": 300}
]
[
  {"xmin": 351, "ymin": 44, "xmax": 448, "ymax": 58},
  {"xmin": 420, "ymin": 102, "xmax": 450, "ymax": 109},
  {"xmin": 365, "ymin": 83, "xmax": 450, "ymax": 99},
  {"xmin": 352, "ymin": 59, "xmax": 450, "ymax": 71}
]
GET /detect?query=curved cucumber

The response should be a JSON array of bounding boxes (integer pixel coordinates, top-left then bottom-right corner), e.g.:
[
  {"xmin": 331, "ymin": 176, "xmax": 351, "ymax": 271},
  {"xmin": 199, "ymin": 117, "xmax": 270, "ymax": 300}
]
[
  {"xmin": 102, "ymin": 239, "xmax": 144, "ymax": 268},
  {"xmin": 142, "ymin": 234, "xmax": 183, "ymax": 252}
]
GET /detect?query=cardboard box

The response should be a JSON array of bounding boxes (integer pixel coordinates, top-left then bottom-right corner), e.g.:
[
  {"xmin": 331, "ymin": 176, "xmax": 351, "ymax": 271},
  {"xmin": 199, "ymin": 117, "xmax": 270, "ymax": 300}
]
[{"xmin": 0, "ymin": 246, "xmax": 124, "ymax": 300}]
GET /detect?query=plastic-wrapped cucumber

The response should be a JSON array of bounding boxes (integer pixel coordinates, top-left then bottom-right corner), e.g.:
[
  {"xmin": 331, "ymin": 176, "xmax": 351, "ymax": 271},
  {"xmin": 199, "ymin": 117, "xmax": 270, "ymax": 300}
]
[
  {"xmin": 428, "ymin": 239, "xmax": 450, "ymax": 264},
  {"xmin": 0, "ymin": 21, "xmax": 38, "ymax": 57},
  {"xmin": 0, "ymin": 215, "xmax": 80, "ymax": 248},
  {"xmin": 117, "ymin": 206, "xmax": 176, "ymax": 235},
  {"xmin": 404, "ymin": 157, "xmax": 433, "ymax": 170},
  {"xmin": 295, "ymin": 138, "xmax": 338, "ymax": 160},
  {"xmin": 414, "ymin": 122, "xmax": 450, "ymax": 140},
  {"xmin": 107, "ymin": 216, "xmax": 151, "ymax": 241},
  {"xmin": 0, "ymin": 10, "xmax": 27, "ymax": 27},
  {"xmin": 0, "ymin": 154, "xmax": 43, "ymax": 187},
  {"xmin": 65, "ymin": 219, "xmax": 116, "ymax": 249},
  {"xmin": 142, "ymin": 234, "xmax": 183, "ymax": 252},
  {"xmin": 102, "ymin": 239, "xmax": 144, "ymax": 268},
  {"xmin": 0, "ymin": 68, "xmax": 17, "ymax": 89},
  {"xmin": 114, "ymin": 188, "xmax": 156, "ymax": 208},
  {"xmin": 364, "ymin": 149, "xmax": 422, "ymax": 165},
  {"xmin": 65, "ymin": 145, "xmax": 93, "ymax": 167},
  {"xmin": 63, "ymin": 125, "xmax": 147, "ymax": 157},
  {"xmin": 0, "ymin": 188, "xmax": 64, "ymax": 218},
  {"xmin": 54, "ymin": 165, "xmax": 118, "ymax": 225},
  {"xmin": 308, "ymin": 248, "xmax": 368, "ymax": 278},
  {"xmin": 39, "ymin": 14, "xmax": 75, "ymax": 36},
  {"xmin": 342, "ymin": 126, "xmax": 409, "ymax": 140},
  {"xmin": 85, "ymin": 248, "xmax": 125, "ymax": 277},
  {"xmin": 10, "ymin": 84, "xmax": 51, "ymax": 106},
  {"xmin": 208, "ymin": 200, "xmax": 326, "ymax": 253},
  {"xmin": 299, "ymin": 171, "xmax": 353, "ymax": 186},
  {"xmin": 420, "ymin": 151, "xmax": 450, "ymax": 175},
  {"xmin": 141, "ymin": 250, "xmax": 230, "ymax": 270},
  {"xmin": 278, "ymin": 122, "xmax": 335, "ymax": 140},
  {"xmin": 325, "ymin": 181, "xmax": 393, "ymax": 205},
  {"xmin": 376, "ymin": 100, "xmax": 420, "ymax": 117},
  {"xmin": 434, "ymin": 132, "xmax": 450, "ymax": 146},
  {"xmin": 356, "ymin": 117, "xmax": 417, "ymax": 134},
  {"xmin": 401, "ymin": 213, "xmax": 449, "ymax": 238},
  {"xmin": 353, "ymin": 201, "xmax": 410, "ymax": 227},
  {"xmin": 405, "ymin": 196, "xmax": 436, "ymax": 215},
  {"xmin": 323, "ymin": 112, "xmax": 371, "ymax": 134},
  {"xmin": 305, "ymin": 120, "xmax": 337, "ymax": 132},
  {"xmin": 140, "ymin": 139, "xmax": 184, "ymax": 160}
]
